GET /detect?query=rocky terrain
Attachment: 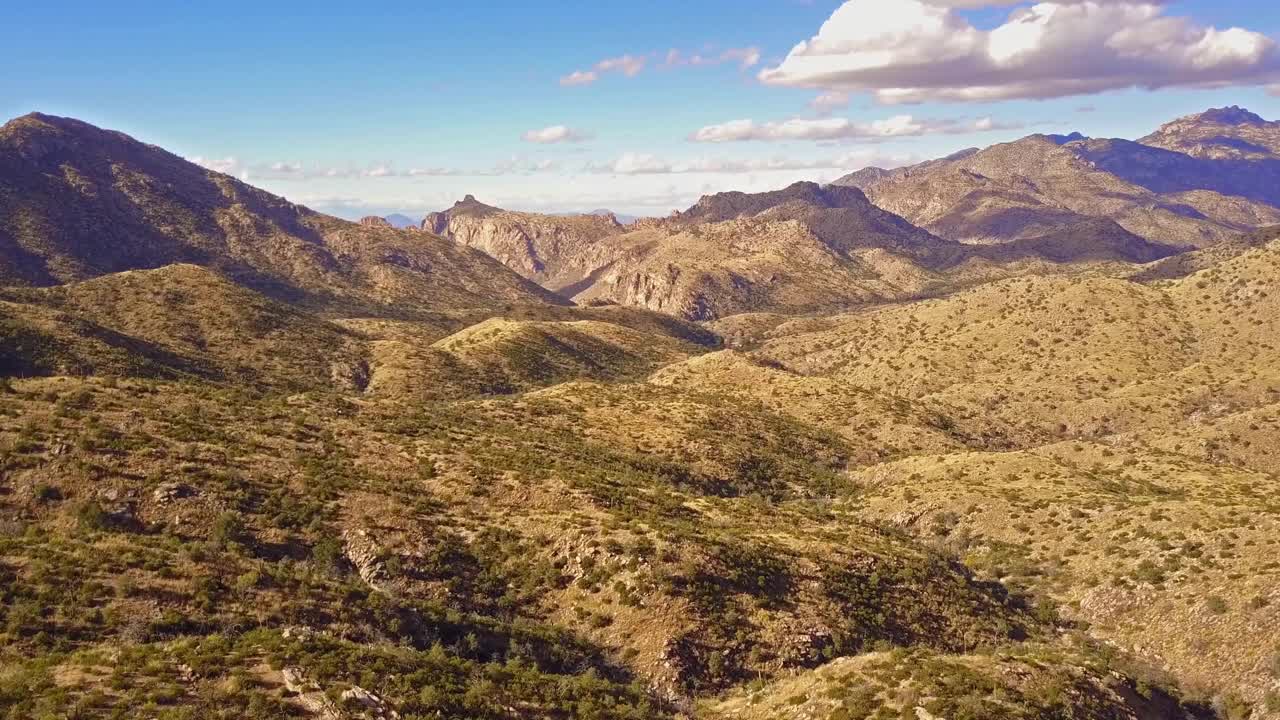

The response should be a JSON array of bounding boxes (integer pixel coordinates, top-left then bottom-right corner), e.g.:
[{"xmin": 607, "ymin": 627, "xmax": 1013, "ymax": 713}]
[
  {"xmin": 835, "ymin": 107, "xmax": 1280, "ymax": 249},
  {"xmin": 2, "ymin": 111, "xmax": 1280, "ymax": 720},
  {"xmin": 424, "ymin": 196, "xmax": 627, "ymax": 293},
  {"xmin": 429, "ymin": 182, "xmax": 1176, "ymax": 320}
]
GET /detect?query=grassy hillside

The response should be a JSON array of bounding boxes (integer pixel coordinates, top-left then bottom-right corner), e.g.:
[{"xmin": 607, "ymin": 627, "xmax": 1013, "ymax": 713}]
[{"xmin": 5, "ymin": 114, "xmax": 1280, "ymax": 719}]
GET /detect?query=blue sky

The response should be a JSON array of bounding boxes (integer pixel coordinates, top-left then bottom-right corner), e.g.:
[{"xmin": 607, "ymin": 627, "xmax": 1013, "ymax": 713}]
[{"xmin": 5, "ymin": 0, "xmax": 1280, "ymax": 218}]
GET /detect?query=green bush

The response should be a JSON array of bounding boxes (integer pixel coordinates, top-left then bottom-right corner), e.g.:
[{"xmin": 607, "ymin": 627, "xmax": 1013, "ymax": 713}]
[{"xmin": 311, "ymin": 535, "xmax": 345, "ymax": 576}]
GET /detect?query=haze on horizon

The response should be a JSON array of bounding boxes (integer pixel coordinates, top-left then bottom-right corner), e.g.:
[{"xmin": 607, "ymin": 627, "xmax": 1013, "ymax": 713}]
[{"xmin": 4, "ymin": 0, "xmax": 1280, "ymax": 219}]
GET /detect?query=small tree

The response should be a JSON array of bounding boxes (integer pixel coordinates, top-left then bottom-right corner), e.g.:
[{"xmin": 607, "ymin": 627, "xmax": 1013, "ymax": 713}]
[{"xmin": 311, "ymin": 535, "xmax": 345, "ymax": 576}]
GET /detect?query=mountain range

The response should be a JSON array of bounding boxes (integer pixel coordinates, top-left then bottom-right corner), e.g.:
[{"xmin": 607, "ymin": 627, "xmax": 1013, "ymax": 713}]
[
  {"xmin": 834, "ymin": 106, "xmax": 1280, "ymax": 249},
  {"xmin": 2, "ymin": 108, "xmax": 1280, "ymax": 720}
]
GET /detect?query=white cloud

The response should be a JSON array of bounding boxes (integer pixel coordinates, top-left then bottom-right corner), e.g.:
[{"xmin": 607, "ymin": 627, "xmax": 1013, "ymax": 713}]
[
  {"xmin": 724, "ymin": 47, "xmax": 762, "ymax": 69},
  {"xmin": 665, "ymin": 46, "xmax": 762, "ymax": 69},
  {"xmin": 562, "ymin": 54, "xmax": 648, "ymax": 86},
  {"xmin": 564, "ymin": 46, "xmax": 762, "ymax": 86},
  {"xmin": 597, "ymin": 54, "xmax": 647, "ymax": 77},
  {"xmin": 760, "ymin": 0, "xmax": 1280, "ymax": 103},
  {"xmin": 489, "ymin": 156, "xmax": 562, "ymax": 175},
  {"xmin": 810, "ymin": 91, "xmax": 851, "ymax": 114},
  {"xmin": 598, "ymin": 152, "xmax": 673, "ymax": 175},
  {"xmin": 586, "ymin": 150, "xmax": 919, "ymax": 175},
  {"xmin": 405, "ymin": 167, "xmax": 463, "ymax": 177},
  {"xmin": 560, "ymin": 70, "xmax": 599, "ymax": 87},
  {"xmin": 689, "ymin": 114, "xmax": 1021, "ymax": 142},
  {"xmin": 189, "ymin": 156, "xmax": 243, "ymax": 175},
  {"xmin": 521, "ymin": 125, "xmax": 592, "ymax": 144}
]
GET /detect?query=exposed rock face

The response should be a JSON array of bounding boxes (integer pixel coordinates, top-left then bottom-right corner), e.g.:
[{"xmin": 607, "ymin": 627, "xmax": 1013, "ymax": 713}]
[
  {"xmin": 834, "ymin": 108, "xmax": 1280, "ymax": 249},
  {"xmin": 424, "ymin": 195, "xmax": 625, "ymax": 293},
  {"xmin": 426, "ymin": 182, "xmax": 1176, "ymax": 321},
  {"xmin": 342, "ymin": 528, "xmax": 394, "ymax": 593},
  {"xmin": 281, "ymin": 667, "xmax": 343, "ymax": 719},
  {"xmin": 358, "ymin": 216, "xmax": 392, "ymax": 229}
]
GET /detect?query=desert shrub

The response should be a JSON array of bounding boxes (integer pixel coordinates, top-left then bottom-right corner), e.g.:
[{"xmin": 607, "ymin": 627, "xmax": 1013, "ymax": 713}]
[
  {"xmin": 211, "ymin": 513, "xmax": 246, "ymax": 549},
  {"xmin": 311, "ymin": 535, "xmax": 346, "ymax": 576},
  {"xmin": 75, "ymin": 500, "xmax": 109, "ymax": 531},
  {"xmin": 32, "ymin": 482, "xmax": 62, "ymax": 503}
]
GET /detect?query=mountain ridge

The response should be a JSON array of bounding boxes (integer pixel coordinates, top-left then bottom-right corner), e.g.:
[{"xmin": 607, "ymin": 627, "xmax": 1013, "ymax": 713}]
[
  {"xmin": 834, "ymin": 107, "xmax": 1280, "ymax": 249},
  {"xmin": 0, "ymin": 112, "xmax": 565, "ymax": 316}
]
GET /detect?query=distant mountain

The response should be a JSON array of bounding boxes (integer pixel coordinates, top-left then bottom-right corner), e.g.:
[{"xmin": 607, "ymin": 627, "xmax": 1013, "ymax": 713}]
[
  {"xmin": 583, "ymin": 209, "xmax": 641, "ymax": 225},
  {"xmin": 0, "ymin": 113, "xmax": 564, "ymax": 314},
  {"xmin": 428, "ymin": 182, "xmax": 1173, "ymax": 320},
  {"xmin": 833, "ymin": 107, "xmax": 1280, "ymax": 249},
  {"xmin": 383, "ymin": 213, "xmax": 419, "ymax": 229},
  {"xmin": 1140, "ymin": 105, "xmax": 1280, "ymax": 159}
]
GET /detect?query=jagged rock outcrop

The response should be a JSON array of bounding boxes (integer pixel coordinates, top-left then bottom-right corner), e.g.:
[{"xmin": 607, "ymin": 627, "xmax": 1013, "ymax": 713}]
[
  {"xmin": 358, "ymin": 216, "xmax": 392, "ymax": 229},
  {"xmin": 423, "ymin": 195, "xmax": 625, "ymax": 293}
]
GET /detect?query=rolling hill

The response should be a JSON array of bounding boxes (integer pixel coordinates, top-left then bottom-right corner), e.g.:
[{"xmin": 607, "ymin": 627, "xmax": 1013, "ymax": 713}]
[{"xmin": 3, "ymin": 110, "xmax": 1279, "ymax": 719}]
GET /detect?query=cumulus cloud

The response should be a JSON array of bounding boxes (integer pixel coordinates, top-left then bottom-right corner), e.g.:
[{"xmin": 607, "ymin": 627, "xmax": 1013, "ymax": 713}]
[
  {"xmin": 689, "ymin": 114, "xmax": 1021, "ymax": 142},
  {"xmin": 760, "ymin": 0, "xmax": 1280, "ymax": 103},
  {"xmin": 521, "ymin": 125, "xmax": 592, "ymax": 144}
]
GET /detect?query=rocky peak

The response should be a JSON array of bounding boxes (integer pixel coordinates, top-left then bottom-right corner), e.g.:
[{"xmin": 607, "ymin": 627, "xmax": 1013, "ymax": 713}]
[
  {"xmin": 359, "ymin": 216, "xmax": 392, "ymax": 229},
  {"xmin": 679, "ymin": 181, "xmax": 877, "ymax": 224},
  {"xmin": 1189, "ymin": 106, "xmax": 1266, "ymax": 127},
  {"xmin": 1139, "ymin": 106, "xmax": 1280, "ymax": 160},
  {"xmin": 422, "ymin": 195, "xmax": 504, "ymax": 234}
]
